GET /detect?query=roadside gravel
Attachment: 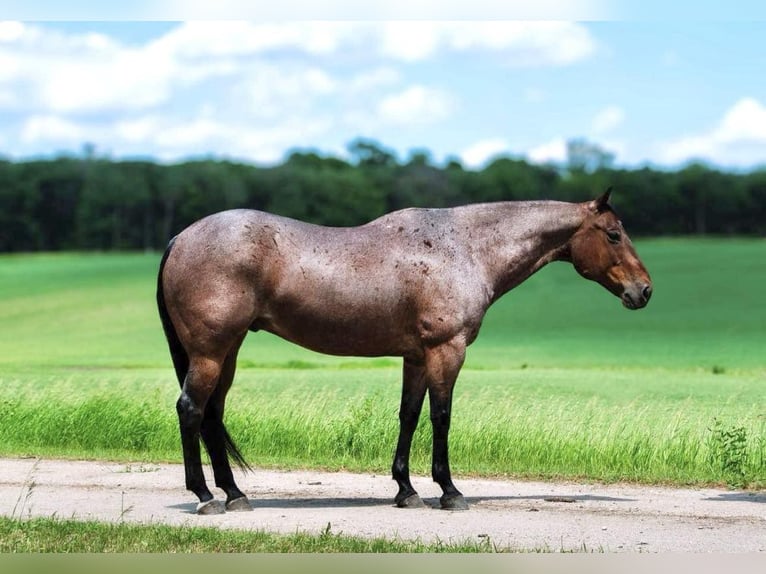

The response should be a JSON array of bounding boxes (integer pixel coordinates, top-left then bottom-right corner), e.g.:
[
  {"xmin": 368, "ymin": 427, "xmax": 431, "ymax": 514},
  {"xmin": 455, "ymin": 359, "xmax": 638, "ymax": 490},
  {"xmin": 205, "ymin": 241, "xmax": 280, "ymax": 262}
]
[{"xmin": 2, "ymin": 457, "xmax": 765, "ymax": 553}]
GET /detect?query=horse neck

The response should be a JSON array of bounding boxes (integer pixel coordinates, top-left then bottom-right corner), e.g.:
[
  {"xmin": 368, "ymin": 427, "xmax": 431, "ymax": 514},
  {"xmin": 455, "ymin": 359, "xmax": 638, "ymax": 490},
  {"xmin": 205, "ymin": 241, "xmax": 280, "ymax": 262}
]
[{"xmin": 465, "ymin": 201, "xmax": 585, "ymax": 302}]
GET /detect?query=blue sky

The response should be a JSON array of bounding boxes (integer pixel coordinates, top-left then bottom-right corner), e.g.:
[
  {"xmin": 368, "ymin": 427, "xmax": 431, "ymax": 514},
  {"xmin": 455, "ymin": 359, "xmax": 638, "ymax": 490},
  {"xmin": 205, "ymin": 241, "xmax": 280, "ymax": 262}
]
[{"xmin": 1, "ymin": 10, "xmax": 765, "ymax": 171}]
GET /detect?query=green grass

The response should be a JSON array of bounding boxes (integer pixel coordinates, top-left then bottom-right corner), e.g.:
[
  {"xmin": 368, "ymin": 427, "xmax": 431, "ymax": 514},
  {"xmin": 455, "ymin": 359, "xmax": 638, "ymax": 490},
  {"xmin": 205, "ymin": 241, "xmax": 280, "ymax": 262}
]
[
  {"xmin": 0, "ymin": 239, "xmax": 765, "ymax": 488},
  {"xmin": 2, "ymin": 239, "xmax": 764, "ymax": 371},
  {"xmin": 0, "ymin": 516, "xmax": 497, "ymax": 552},
  {"xmin": 2, "ymin": 367, "xmax": 765, "ymax": 486}
]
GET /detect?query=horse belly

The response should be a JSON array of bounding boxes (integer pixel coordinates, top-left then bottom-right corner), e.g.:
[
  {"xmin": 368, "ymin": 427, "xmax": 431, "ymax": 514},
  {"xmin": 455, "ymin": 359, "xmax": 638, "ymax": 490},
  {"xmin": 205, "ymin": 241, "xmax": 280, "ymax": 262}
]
[{"xmin": 257, "ymin": 289, "xmax": 417, "ymax": 358}]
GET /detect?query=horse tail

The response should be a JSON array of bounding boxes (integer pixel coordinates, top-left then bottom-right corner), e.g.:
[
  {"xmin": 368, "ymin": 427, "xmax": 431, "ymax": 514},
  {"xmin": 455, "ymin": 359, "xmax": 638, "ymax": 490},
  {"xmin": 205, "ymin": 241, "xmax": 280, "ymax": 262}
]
[
  {"xmin": 221, "ymin": 428, "xmax": 252, "ymax": 473},
  {"xmin": 156, "ymin": 236, "xmax": 188, "ymax": 388}
]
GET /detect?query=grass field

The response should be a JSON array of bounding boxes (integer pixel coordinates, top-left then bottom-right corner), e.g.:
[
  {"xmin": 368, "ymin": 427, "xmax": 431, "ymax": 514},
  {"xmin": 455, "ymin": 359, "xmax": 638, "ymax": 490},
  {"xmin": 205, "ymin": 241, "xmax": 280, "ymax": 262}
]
[
  {"xmin": 1, "ymin": 238, "xmax": 765, "ymax": 488},
  {"xmin": 0, "ymin": 516, "xmax": 495, "ymax": 553}
]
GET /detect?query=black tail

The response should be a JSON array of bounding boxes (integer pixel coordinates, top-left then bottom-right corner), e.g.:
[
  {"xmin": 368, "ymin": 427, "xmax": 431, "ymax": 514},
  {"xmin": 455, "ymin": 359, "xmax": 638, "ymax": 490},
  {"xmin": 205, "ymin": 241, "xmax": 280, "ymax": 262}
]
[
  {"xmin": 156, "ymin": 238, "xmax": 252, "ymax": 473},
  {"xmin": 156, "ymin": 237, "xmax": 188, "ymax": 388},
  {"xmin": 216, "ymin": 427, "xmax": 253, "ymax": 473}
]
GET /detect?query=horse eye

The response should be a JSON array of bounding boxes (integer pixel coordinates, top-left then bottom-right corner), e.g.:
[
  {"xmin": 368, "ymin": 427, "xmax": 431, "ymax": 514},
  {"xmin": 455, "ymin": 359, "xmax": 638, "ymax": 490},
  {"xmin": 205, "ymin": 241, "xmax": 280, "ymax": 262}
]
[{"xmin": 606, "ymin": 229, "xmax": 622, "ymax": 244}]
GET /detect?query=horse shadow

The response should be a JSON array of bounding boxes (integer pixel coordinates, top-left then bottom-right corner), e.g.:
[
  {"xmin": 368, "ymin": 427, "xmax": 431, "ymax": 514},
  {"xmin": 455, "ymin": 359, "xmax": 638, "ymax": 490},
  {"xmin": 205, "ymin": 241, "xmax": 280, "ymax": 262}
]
[
  {"xmin": 703, "ymin": 492, "xmax": 766, "ymax": 504},
  {"xmin": 168, "ymin": 493, "xmax": 636, "ymax": 513}
]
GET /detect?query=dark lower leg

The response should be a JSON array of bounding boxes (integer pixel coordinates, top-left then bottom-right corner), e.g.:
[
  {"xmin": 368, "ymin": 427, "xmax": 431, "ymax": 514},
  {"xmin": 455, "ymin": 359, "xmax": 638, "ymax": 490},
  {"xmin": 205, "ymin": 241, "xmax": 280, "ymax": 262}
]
[
  {"xmin": 177, "ymin": 392, "xmax": 214, "ymax": 504},
  {"xmin": 392, "ymin": 362, "xmax": 427, "ymax": 507},
  {"xmin": 392, "ymin": 419, "xmax": 424, "ymax": 506},
  {"xmin": 430, "ymin": 404, "xmax": 467, "ymax": 509},
  {"xmin": 200, "ymin": 414, "xmax": 247, "ymax": 504},
  {"xmin": 200, "ymin": 345, "xmax": 250, "ymax": 509}
]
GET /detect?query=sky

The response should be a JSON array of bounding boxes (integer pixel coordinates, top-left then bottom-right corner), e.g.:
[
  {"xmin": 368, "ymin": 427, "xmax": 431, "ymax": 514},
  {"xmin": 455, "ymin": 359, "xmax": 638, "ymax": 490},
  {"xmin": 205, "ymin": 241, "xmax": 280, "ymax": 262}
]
[{"xmin": 1, "ymin": 3, "xmax": 765, "ymax": 171}]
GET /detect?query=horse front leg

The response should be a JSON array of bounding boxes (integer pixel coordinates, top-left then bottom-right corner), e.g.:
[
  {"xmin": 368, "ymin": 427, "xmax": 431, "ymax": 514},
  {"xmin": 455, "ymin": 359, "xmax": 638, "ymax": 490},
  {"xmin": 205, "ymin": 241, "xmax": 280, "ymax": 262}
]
[
  {"xmin": 392, "ymin": 359, "xmax": 428, "ymax": 508},
  {"xmin": 425, "ymin": 338, "xmax": 469, "ymax": 511}
]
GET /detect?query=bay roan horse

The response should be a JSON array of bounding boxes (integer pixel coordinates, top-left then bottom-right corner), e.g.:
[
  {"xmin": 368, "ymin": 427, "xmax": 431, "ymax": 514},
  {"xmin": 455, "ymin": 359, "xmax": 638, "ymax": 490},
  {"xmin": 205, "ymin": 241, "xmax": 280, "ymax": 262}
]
[{"xmin": 156, "ymin": 189, "xmax": 652, "ymax": 514}]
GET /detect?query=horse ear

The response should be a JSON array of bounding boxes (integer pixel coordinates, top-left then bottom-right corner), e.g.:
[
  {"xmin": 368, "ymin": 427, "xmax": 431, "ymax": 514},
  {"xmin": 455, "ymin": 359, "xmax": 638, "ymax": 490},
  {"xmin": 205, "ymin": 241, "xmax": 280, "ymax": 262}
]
[{"xmin": 590, "ymin": 187, "xmax": 613, "ymax": 213}]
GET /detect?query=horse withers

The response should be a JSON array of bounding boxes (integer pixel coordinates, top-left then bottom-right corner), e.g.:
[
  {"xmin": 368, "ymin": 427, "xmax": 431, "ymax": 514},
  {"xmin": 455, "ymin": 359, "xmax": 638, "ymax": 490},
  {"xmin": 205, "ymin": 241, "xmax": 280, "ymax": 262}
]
[{"xmin": 156, "ymin": 189, "xmax": 652, "ymax": 514}]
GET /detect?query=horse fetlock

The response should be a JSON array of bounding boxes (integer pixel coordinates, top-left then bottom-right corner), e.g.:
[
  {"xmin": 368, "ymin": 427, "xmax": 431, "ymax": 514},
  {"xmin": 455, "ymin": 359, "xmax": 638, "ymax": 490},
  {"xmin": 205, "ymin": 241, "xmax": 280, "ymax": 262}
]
[
  {"xmin": 391, "ymin": 458, "xmax": 410, "ymax": 479},
  {"xmin": 431, "ymin": 461, "xmax": 452, "ymax": 484}
]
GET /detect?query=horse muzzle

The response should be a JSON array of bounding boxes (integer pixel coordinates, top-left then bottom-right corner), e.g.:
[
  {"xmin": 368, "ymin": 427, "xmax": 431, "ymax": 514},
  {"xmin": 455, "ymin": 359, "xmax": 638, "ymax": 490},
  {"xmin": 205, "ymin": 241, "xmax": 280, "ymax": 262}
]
[{"xmin": 621, "ymin": 283, "xmax": 652, "ymax": 310}]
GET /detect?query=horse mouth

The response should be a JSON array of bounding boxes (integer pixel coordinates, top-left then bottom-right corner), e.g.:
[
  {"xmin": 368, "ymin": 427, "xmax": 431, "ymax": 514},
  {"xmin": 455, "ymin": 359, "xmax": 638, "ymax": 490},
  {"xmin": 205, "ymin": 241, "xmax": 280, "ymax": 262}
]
[
  {"xmin": 621, "ymin": 284, "xmax": 652, "ymax": 310},
  {"xmin": 622, "ymin": 295, "xmax": 641, "ymax": 310}
]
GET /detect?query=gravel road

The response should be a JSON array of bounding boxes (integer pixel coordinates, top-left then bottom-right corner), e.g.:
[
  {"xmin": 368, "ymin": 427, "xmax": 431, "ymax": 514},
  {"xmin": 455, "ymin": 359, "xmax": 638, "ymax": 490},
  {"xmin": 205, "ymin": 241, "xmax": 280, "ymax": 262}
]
[{"xmin": 1, "ymin": 457, "xmax": 765, "ymax": 552}]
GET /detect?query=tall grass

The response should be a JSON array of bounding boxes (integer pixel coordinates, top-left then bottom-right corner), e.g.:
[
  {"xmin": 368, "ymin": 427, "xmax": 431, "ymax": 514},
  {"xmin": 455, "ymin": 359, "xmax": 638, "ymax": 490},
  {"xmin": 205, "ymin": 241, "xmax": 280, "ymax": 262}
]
[{"xmin": 2, "ymin": 367, "xmax": 764, "ymax": 487}]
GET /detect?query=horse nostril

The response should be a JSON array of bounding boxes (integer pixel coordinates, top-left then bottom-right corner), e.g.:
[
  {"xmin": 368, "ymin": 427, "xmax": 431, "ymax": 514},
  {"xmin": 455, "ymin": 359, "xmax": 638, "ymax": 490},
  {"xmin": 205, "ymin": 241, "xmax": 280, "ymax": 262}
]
[{"xmin": 642, "ymin": 284, "xmax": 652, "ymax": 301}]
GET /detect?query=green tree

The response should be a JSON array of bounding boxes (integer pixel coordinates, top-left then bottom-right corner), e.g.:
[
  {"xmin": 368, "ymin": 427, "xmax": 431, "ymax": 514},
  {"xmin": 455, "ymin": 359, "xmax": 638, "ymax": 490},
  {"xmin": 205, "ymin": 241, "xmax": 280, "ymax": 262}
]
[{"xmin": 268, "ymin": 153, "xmax": 385, "ymax": 226}]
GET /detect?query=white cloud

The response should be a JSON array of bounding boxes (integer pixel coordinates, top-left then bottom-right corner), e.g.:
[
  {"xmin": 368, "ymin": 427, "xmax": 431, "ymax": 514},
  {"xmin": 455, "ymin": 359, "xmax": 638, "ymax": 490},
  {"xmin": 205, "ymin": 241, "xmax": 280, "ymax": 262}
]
[
  {"xmin": 144, "ymin": 21, "xmax": 597, "ymax": 66},
  {"xmin": 148, "ymin": 115, "xmax": 334, "ymax": 164},
  {"xmin": 445, "ymin": 21, "xmax": 595, "ymax": 66},
  {"xmin": 20, "ymin": 115, "xmax": 90, "ymax": 144},
  {"xmin": 347, "ymin": 67, "xmax": 401, "ymax": 93},
  {"xmin": 115, "ymin": 116, "xmax": 161, "ymax": 143},
  {"xmin": 0, "ymin": 22, "xmax": 191, "ymax": 114},
  {"xmin": 460, "ymin": 138, "xmax": 510, "ymax": 169},
  {"xmin": 152, "ymin": 21, "xmax": 353, "ymax": 59},
  {"xmin": 17, "ymin": 111, "xmax": 335, "ymax": 165},
  {"xmin": 0, "ymin": 21, "xmax": 594, "ymax": 118},
  {"xmin": 378, "ymin": 21, "xmax": 596, "ymax": 65},
  {"xmin": 591, "ymin": 105, "xmax": 625, "ymax": 135},
  {"xmin": 379, "ymin": 22, "xmax": 441, "ymax": 62},
  {"xmin": 0, "ymin": 22, "xmax": 353, "ymax": 117},
  {"xmin": 39, "ymin": 51, "xmax": 178, "ymax": 114},
  {"xmin": 142, "ymin": 21, "xmax": 597, "ymax": 65},
  {"xmin": 377, "ymin": 85, "xmax": 456, "ymax": 125},
  {"xmin": 717, "ymin": 97, "xmax": 766, "ymax": 142},
  {"xmin": 526, "ymin": 137, "xmax": 568, "ymax": 164},
  {"xmin": 139, "ymin": 0, "xmax": 612, "ymax": 20},
  {"xmin": 658, "ymin": 97, "xmax": 766, "ymax": 167},
  {"xmin": 0, "ymin": 21, "xmax": 598, "ymax": 163},
  {"xmin": 0, "ymin": 20, "xmax": 24, "ymax": 42},
  {"xmin": 239, "ymin": 65, "xmax": 338, "ymax": 120}
]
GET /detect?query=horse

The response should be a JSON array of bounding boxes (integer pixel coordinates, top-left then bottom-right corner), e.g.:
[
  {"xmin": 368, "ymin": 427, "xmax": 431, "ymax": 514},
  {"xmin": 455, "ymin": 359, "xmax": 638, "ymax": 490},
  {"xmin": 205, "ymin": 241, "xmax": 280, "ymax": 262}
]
[{"xmin": 156, "ymin": 188, "xmax": 652, "ymax": 514}]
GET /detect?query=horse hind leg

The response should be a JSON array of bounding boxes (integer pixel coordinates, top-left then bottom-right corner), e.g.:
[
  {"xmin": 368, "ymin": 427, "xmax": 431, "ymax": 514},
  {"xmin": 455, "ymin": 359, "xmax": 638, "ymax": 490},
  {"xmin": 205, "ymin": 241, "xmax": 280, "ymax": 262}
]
[
  {"xmin": 200, "ymin": 341, "xmax": 252, "ymax": 512},
  {"xmin": 177, "ymin": 355, "xmax": 227, "ymax": 514}
]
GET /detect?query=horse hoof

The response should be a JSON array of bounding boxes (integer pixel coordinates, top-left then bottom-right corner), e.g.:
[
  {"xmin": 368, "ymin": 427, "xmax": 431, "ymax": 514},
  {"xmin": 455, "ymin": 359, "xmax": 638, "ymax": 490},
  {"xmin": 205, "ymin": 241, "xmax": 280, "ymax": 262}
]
[
  {"xmin": 440, "ymin": 494, "xmax": 469, "ymax": 511},
  {"xmin": 396, "ymin": 493, "xmax": 425, "ymax": 509},
  {"xmin": 196, "ymin": 499, "xmax": 226, "ymax": 515},
  {"xmin": 226, "ymin": 496, "xmax": 253, "ymax": 512}
]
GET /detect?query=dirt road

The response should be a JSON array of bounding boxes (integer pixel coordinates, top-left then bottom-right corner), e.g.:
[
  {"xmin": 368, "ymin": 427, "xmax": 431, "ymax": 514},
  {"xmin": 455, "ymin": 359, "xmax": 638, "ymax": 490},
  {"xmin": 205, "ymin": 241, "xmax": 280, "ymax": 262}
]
[{"xmin": 1, "ymin": 457, "xmax": 764, "ymax": 552}]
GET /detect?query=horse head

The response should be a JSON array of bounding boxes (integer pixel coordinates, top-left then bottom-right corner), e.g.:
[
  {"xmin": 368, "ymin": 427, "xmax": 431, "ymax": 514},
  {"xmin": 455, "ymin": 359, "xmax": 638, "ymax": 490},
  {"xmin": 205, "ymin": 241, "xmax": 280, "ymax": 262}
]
[{"xmin": 568, "ymin": 188, "xmax": 652, "ymax": 310}]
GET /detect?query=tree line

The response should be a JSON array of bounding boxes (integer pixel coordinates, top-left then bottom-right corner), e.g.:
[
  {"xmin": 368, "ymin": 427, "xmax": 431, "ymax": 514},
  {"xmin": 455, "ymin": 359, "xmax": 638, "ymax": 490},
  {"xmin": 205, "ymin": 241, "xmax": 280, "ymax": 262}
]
[{"xmin": 1, "ymin": 138, "xmax": 764, "ymax": 252}]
